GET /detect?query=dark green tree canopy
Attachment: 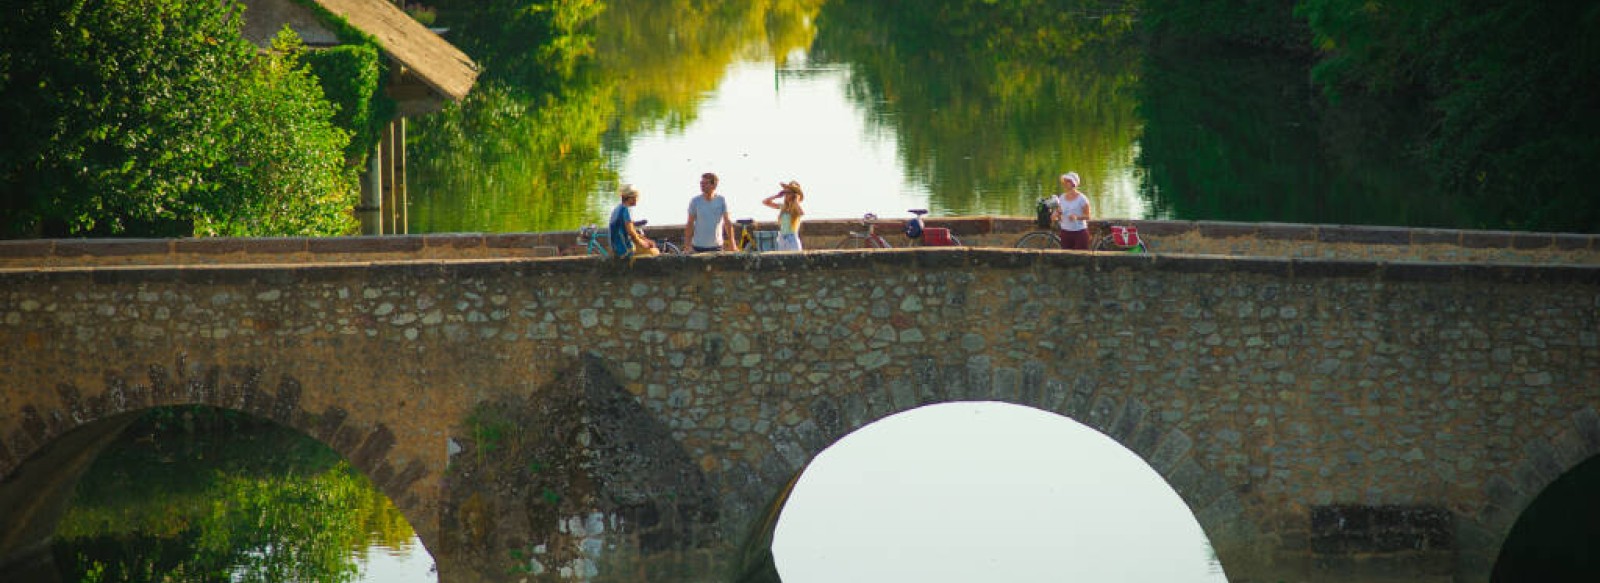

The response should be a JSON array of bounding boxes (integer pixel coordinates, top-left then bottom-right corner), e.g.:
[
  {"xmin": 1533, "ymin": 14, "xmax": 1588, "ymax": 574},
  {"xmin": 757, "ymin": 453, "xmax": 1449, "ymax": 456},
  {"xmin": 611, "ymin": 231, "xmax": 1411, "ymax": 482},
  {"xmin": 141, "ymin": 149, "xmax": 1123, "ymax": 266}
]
[{"xmin": 0, "ymin": 0, "xmax": 358, "ymax": 237}]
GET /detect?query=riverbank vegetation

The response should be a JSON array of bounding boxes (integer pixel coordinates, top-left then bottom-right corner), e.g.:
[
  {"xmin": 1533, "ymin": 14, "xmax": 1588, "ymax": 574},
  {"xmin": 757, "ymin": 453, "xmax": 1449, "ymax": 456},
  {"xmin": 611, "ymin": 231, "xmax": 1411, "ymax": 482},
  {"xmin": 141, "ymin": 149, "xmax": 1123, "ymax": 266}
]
[
  {"xmin": 0, "ymin": 0, "xmax": 372, "ymax": 238},
  {"xmin": 54, "ymin": 407, "xmax": 413, "ymax": 583},
  {"xmin": 2, "ymin": 0, "xmax": 1593, "ymax": 235},
  {"xmin": 1144, "ymin": 0, "xmax": 1600, "ymax": 231}
]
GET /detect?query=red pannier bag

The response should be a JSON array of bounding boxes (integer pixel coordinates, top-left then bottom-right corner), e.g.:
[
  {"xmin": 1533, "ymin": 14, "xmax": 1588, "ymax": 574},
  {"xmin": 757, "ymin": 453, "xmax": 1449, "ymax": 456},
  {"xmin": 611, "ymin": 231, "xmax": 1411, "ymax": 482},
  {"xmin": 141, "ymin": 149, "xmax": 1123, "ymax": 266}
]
[
  {"xmin": 1110, "ymin": 225, "xmax": 1141, "ymax": 247},
  {"xmin": 922, "ymin": 227, "xmax": 955, "ymax": 246}
]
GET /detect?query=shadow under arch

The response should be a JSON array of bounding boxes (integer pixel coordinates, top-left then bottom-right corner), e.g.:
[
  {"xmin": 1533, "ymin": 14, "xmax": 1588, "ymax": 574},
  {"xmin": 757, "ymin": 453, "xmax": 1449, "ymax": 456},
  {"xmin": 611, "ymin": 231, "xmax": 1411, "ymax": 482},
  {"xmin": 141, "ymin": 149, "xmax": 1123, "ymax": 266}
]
[
  {"xmin": 0, "ymin": 363, "xmax": 437, "ymax": 582},
  {"xmin": 1485, "ymin": 406, "xmax": 1600, "ymax": 581},
  {"xmin": 733, "ymin": 397, "xmax": 1241, "ymax": 583}
]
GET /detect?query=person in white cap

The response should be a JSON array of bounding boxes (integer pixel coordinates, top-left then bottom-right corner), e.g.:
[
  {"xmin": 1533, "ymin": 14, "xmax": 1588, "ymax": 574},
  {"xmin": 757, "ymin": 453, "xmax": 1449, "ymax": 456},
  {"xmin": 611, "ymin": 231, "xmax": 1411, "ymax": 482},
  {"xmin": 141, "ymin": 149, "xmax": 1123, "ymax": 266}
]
[{"xmin": 1050, "ymin": 171, "xmax": 1092, "ymax": 250}]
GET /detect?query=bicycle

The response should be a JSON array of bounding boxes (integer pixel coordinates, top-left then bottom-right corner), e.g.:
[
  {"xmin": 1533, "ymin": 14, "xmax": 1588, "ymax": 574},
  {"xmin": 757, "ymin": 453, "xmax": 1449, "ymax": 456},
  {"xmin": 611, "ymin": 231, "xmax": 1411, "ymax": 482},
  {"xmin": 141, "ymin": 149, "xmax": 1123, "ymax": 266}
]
[
  {"xmin": 733, "ymin": 218, "xmax": 779, "ymax": 253},
  {"xmin": 1015, "ymin": 197, "xmax": 1061, "ymax": 249},
  {"xmin": 903, "ymin": 209, "xmax": 964, "ymax": 247},
  {"xmin": 833, "ymin": 213, "xmax": 893, "ymax": 249},
  {"xmin": 578, "ymin": 220, "xmax": 682, "ymax": 257},
  {"xmin": 1014, "ymin": 230, "xmax": 1061, "ymax": 249}
]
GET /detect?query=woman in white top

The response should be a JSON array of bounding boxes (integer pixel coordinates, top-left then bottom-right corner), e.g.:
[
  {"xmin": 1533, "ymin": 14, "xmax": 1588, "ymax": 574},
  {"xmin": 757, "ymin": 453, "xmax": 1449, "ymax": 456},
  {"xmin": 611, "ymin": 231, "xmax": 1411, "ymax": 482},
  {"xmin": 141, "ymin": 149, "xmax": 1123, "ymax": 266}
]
[
  {"xmin": 762, "ymin": 181, "xmax": 806, "ymax": 251},
  {"xmin": 1051, "ymin": 172, "xmax": 1092, "ymax": 250}
]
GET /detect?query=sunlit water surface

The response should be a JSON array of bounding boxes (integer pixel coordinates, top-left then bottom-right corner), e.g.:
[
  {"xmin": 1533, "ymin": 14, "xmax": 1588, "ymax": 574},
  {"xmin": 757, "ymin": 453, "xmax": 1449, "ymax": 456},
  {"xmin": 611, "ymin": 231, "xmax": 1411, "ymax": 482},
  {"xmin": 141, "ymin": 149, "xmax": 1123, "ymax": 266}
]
[{"xmin": 604, "ymin": 55, "xmax": 1150, "ymax": 229}]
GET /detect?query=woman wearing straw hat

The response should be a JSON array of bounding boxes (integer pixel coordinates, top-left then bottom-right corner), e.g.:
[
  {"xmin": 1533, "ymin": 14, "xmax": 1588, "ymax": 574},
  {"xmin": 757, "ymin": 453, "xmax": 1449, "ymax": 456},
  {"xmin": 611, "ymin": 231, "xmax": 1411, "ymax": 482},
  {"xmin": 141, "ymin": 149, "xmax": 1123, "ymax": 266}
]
[{"xmin": 762, "ymin": 180, "xmax": 806, "ymax": 251}]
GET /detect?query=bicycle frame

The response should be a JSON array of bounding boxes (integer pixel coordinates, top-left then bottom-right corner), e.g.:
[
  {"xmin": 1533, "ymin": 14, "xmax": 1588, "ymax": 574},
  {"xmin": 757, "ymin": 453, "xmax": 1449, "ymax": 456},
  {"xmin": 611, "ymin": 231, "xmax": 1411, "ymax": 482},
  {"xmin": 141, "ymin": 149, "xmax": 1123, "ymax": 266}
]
[
  {"xmin": 735, "ymin": 219, "xmax": 757, "ymax": 252},
  {"xmin": 835, "ymin": 214, "xmax": 891, "ymax": 249},
  {"xmin": 579, "ymin": 223, "xmax": 680, "ymax": 257},
  {"xmin": 578, "ymin": 225, "xmax": 609, "ymax": 256}
]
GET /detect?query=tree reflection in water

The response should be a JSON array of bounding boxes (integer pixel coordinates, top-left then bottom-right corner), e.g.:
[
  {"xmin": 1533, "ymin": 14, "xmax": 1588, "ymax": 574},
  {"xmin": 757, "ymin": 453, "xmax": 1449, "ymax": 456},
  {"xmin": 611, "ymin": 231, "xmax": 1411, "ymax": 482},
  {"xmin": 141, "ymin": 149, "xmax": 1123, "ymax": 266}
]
[{"xmin": 53, "ymin": 406, "xmax": 421, "ymax": 583}]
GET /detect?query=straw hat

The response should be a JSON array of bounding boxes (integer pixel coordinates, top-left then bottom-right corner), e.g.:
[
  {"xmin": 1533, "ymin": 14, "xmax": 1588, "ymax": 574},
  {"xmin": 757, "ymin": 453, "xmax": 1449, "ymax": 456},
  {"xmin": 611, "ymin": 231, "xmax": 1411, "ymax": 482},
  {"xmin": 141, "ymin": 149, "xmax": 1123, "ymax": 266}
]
[{"xmin": 779, "ymin": 180, "xmax": 804, "ymax": 201}]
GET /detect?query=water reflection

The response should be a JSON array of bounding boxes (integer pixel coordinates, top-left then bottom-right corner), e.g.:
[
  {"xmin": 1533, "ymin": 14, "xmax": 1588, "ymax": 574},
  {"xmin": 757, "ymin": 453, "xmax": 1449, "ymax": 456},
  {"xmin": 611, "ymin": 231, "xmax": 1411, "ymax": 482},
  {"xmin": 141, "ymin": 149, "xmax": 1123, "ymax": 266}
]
[
  {"xmin": 1135, "ymin": 44, "xmax": 1443, "ymax": 227},
  {"xmin": 405, "ymin": 0, "xmax": 1152, "ymax": 234},
  {"xmin": 811, "ymin": 1, "xmax": 1147, "ymax": 217},
  {"xmin": 53, "ymin": 407, "xmax": 431, "ymax": 583},
  {"xmin": 402, "ymin": 0, "xmax": 1556, "ymax": 235},
  {"xmin": 774, "ymin": 402, "xmax": 1226, "ymax": 582}
]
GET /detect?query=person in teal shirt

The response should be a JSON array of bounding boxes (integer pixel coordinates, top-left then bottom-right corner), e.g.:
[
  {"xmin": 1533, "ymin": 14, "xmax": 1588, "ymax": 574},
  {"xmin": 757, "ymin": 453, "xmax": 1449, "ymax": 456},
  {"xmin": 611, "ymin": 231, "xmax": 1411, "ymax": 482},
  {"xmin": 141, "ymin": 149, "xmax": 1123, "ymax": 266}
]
[
  {"xmin": 610, "ymin": 185, "xmax": 656, "ymax": 258},
  {"xmin": 762, "ymin": 180, "xmax": 806, "ymax": 251}
]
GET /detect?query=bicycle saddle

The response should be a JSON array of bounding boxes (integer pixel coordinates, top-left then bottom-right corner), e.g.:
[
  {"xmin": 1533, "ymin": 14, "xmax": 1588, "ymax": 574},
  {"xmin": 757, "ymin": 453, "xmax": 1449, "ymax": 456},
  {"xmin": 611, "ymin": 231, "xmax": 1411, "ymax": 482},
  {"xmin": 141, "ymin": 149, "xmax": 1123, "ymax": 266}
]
[
  {"xmin": 633, "ymin": 220, "xmax": 649, "ymax": 227},
  {"xmin": 736, "ymin": 218, "xmax": 755, "ymax": 225},
  {"xmin": 908, "ymin": 209, "xmax": 929, "ymax": 216}
]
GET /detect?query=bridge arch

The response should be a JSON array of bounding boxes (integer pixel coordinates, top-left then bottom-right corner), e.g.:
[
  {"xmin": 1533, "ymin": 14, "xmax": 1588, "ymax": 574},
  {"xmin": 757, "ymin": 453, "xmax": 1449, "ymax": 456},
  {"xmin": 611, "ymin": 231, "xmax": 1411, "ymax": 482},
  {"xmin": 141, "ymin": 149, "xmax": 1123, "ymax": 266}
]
[
  {"xmin": 0, "ymin": 361, "xmax": 439, "ymax": 581},
  {"xmin": 1477, "ymin": 406, "xmax": 1600, "ymax": 578},
  {"xmin": 763, "ymin": 400, "xmax": 1231, "ymax": 580},
  {"xmin": 722, "ymin": 365, "xmax": 1251, "ymax": 582}
]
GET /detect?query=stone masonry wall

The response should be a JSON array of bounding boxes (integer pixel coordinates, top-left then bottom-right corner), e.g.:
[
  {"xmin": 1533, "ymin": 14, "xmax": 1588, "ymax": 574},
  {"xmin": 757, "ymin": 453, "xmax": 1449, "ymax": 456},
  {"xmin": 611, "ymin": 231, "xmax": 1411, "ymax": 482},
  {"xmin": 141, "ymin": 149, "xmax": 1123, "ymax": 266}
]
[{"xmin": 2, "ymin": 247, "xmax": 1598, "ymax": 582}]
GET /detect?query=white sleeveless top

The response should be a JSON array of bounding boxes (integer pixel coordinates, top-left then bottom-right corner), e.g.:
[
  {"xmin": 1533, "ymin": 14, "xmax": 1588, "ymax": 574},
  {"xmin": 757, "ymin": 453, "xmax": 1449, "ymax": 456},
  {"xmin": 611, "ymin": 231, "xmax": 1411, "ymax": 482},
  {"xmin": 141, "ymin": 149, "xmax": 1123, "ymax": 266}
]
[{"xmin": 1054, "ymin": 193, "xmax": 1089, "ymax": 231}]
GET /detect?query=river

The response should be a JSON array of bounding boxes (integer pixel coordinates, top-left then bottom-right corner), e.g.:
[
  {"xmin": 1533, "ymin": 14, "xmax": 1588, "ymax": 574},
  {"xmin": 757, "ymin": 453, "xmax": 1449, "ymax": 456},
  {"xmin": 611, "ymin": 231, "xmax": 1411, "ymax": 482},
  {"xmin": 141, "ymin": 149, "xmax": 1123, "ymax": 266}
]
[
  {"xmin": 51, "ymin": 1, "xmax": 1477, "ymax": 582},
  {"xmin": 403, "ymin": 0, "xmax": 1464, "ymax": 237}
]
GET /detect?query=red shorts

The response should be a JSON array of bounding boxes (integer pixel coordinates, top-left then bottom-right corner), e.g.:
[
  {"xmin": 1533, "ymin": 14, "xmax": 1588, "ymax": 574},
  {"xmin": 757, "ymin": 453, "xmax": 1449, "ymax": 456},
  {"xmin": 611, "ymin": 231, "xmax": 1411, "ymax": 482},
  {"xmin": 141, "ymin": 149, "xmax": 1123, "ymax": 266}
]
[{"xmin": 1058, "ymin": 228, "xmax": 1090, "ymax": 250}]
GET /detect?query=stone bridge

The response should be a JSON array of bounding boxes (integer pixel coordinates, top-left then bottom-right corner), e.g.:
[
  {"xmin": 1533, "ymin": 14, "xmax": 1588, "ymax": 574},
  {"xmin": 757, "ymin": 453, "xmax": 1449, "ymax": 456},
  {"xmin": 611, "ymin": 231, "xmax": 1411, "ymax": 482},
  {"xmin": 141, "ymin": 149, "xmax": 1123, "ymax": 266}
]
[{"xmin": 2, "ymin": 218, "xmax": 1598, "ymax": 583}]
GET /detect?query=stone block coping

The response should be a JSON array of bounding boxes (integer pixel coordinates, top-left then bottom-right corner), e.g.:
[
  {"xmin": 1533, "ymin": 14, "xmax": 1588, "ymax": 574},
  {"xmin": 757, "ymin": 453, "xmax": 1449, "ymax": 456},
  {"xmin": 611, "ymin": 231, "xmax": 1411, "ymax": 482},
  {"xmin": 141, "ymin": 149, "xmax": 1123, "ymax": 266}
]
[{"xmin": 1, "ymin": 218, "xmax": 1595, "ymax": 269}]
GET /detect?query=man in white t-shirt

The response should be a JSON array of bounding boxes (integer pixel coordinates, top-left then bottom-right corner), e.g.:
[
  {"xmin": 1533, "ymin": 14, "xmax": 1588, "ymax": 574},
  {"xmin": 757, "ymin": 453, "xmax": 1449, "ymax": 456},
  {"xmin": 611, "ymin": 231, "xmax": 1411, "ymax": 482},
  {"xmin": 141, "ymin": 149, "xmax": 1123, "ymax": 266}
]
[{"xmin": 685, "ymin": 172, "xmax": 736, "ymax": 252}]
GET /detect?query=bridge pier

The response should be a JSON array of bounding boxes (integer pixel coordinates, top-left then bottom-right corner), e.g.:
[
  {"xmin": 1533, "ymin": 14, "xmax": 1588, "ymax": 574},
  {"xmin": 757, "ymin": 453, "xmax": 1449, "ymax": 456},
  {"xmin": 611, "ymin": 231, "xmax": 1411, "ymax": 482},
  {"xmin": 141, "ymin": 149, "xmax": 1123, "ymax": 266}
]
[
  {"xmin": 427, "ymin": 355, "xmax": 751, "ymax": 582},
  {"xmin": 0, "ymin": 412, "xmax": 139, "ymax": 583}
]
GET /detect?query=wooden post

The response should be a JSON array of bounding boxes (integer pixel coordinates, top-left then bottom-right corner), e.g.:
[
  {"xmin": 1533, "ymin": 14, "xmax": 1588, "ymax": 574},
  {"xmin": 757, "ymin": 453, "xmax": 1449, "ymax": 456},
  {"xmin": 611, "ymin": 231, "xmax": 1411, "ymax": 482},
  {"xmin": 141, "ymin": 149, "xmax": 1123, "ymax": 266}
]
[
  {"xmin": 358, "ymin": 140, "xmax": 383, "ymax": 235},
  {"xmin": 398, "ymin": 118, "xmax": 408, "ymax": 234},
  {"xmin": 381, "ymin": 122, "xmax": 396, "ymax": 234}
]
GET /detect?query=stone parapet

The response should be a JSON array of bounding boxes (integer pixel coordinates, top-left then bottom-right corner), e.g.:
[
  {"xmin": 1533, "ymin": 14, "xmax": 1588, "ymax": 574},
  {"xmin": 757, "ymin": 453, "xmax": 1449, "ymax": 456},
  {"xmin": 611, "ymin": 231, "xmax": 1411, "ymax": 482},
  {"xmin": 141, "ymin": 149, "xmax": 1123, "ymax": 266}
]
[{"xmin": 2, "ymin": 218, "xmax": 1595, "ymax": 268}]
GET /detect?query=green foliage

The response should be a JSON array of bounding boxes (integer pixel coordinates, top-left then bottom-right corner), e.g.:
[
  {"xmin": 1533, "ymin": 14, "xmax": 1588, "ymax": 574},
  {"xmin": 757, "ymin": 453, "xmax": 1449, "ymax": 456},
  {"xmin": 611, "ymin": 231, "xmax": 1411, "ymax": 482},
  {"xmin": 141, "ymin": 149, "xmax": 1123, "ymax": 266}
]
[
  {"xmin": 0, "ymin": 0, "xmax": 358, "ymax": 237},
  {"xmin": 405, "ymin": 3, "xmax": 440, "ymax": 27},
  {"xmin": 1135, "ymin": 44, "xmax": 1448, "ymax": 226},
  {"xmin": 1141, "ymin": 0, "xmax": 1310, "ymax": 51},
  {"xmin": 195, "ymin": 30, "xmax": 359, "ymax": 236},
  {"xmin": 55, "ymin": 407, "xmax": 415, "ymax": 582},
  {"xmin": 1298, "ymin": 0, "xmax": 1600, "ymax": 230},
  {"xmin": 301, "ymin": 43, "xmax": 394, "ymax": 165},
  {"xmin": 407, "ymin": 81, "xmax": 616, "ymax": 232},
  {"xmin": 428, "ymin": 0, "xmax": 604, "ymax": 94}
]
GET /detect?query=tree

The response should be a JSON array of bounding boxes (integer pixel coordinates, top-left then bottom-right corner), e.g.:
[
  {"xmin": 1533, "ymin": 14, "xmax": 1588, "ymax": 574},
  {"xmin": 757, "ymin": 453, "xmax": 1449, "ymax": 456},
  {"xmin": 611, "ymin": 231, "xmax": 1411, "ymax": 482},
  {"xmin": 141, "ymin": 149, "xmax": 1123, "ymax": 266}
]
[
  {"xmin": 1298, "ymin": 0, "xmax": 1600, "ymax": 231},
  {"xmin": 0, "ymin": 0, "xmax": 357, "ymax": 237}
]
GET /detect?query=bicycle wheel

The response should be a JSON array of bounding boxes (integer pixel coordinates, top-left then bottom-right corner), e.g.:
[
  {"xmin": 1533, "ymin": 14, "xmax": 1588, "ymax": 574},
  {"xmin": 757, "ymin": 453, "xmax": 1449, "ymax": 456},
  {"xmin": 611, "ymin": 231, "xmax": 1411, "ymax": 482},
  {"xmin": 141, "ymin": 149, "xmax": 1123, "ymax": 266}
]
[
  {"xmin": 1092, "ymin": 236, "xmax": 1115, "ymax": 252},
  {"xmin": 657, "ymin": 240, "xmax": 682, "ymax": 255},
  {"xmin": 1014, "ymin": 231, "xmax": 1059, "ymax": 250}
]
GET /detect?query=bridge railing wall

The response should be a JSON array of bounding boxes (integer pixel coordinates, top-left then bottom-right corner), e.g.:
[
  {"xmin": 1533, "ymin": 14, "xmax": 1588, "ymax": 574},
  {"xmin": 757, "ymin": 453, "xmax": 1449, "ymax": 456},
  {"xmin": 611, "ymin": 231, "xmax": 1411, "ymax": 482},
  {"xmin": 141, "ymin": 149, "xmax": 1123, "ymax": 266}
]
[{"xmin": 1, "ymin": 218, "xmax": 1595, "ymax": 268}]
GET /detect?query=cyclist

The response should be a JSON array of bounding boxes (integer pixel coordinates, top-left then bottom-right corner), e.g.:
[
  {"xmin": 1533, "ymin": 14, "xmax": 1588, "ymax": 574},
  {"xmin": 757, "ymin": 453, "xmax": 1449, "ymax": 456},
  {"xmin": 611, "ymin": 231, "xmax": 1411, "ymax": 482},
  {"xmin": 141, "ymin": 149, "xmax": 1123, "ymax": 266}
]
[
  {"xmin": 610, "ymin": 184, "xmax": 658, "ymax": 258},
  {"xmin": 761, "ymin": 180, "xmax": 806, "ymax": 251},
  {"xmin": 1050, "ymin": 171, "xmax": 1093, "ymax": 250}
]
